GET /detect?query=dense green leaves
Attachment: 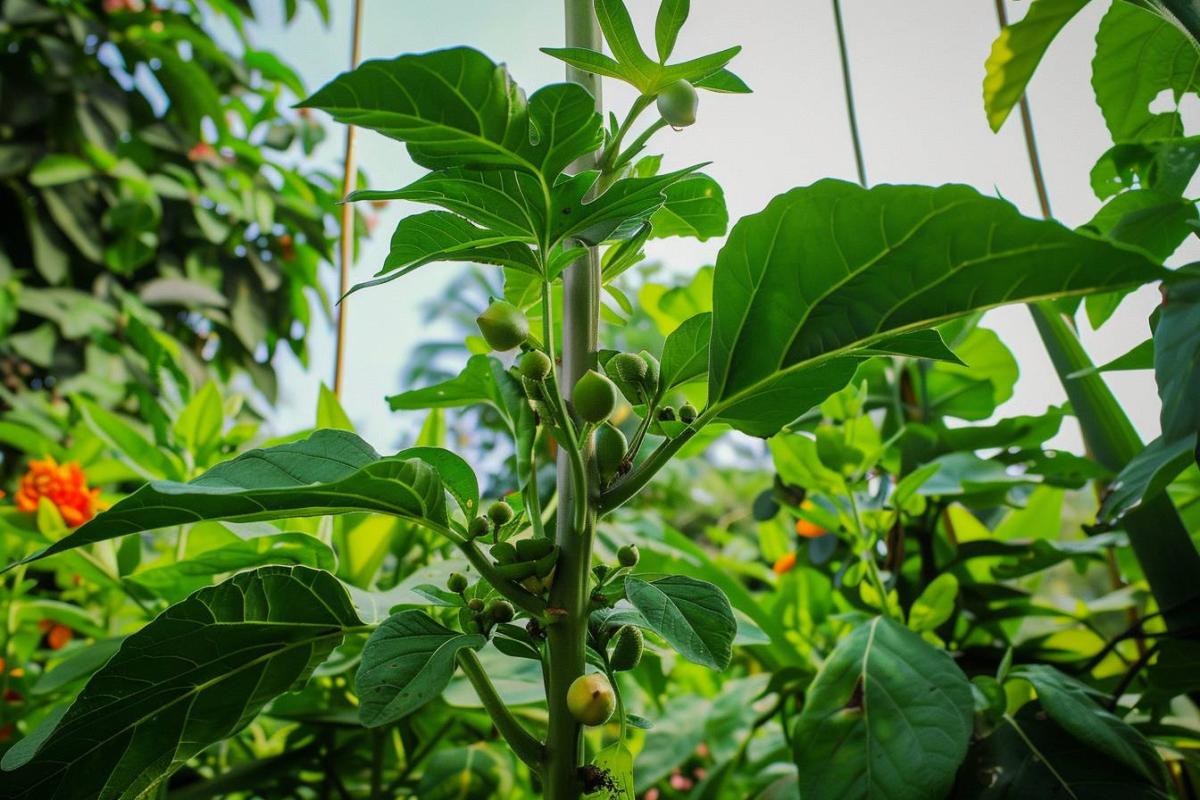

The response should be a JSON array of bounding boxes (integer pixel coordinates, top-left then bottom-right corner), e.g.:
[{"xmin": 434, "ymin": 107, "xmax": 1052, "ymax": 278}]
[
  {"xmin": 792, "ymin": 617, "xmax": 974, "ymax": 800},
  {"xmin": 302, "ymin": 48, "xmax": 602, "ymax": 178},
  {"xmin": 0, "ymin": 566, "xmax": 363, "ymax": 799},
  {"xmin": 1155, "ymin": 274, "xmax": 1200, "ymax": 442},
  {"xmin": 983, "ymin": 0, "xmax": 1089, "ymax": 131},
  {"xmin": 707, "ymin": 180, "xmax": 1165, "ymax": 436},
  {"xmin": 356, "ymin": 610, "xmax": 486, "ymax": 727},
  {"xmin": 7, "ymin": 430, "xmax": 458, "ymax": 570},
  {"xmin": 1099, "ymin": 433, "xmax": 1196, "ymax": 521},
  {"xmin": 624, "ymin": 575, "xmax": 736, "ymax": 669}
]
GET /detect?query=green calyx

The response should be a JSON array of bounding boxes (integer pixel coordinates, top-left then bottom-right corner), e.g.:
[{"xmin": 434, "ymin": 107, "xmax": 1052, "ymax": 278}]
[
  {"xmin": 595, "ymin": 423, "xmax": 628, "ymax": 484},
  {"xmin": 609, "ymin": 624, "xmax": 644, "ymax": 672},
  {"xmin": 573, "ymin": 369, "xmax": 619, "ymax": 423},
  {"xmin": 519, "ymin": 349, "xmax": 553, "ymax": 381},
  {"xmin": 656, "ymin": 79, "xmax": 699, "ymax": 128},
  {"xmin": 476, "ymin": 300, "xmax": 529, "ymax": 351}
]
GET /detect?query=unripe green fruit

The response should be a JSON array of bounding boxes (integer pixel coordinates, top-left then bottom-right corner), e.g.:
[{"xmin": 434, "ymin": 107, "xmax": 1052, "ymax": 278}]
[
  {"xmin": 488, "ymin": 500, "xmax": 515, "ymax": 526},
  {"xmin": 487, "ymin": 599, "xmax": 515, "ymax": 623},
  {"xmin": 609, "ymin": 625, "xmax": 644, "ymax": 672},
  {"xmin": 595, "ymin": 423, "xmax": 628, "ymax": 484},
  {"xmin": 566, "ymin": 673, "xmax": 616, "ymax": 726},
  {"xmin": 617, "ymin": 544, "xmax": 639, "ymax": 568},
  {"xmin": 609, "ymin": 352, "xmax": 648, "ymax": 385},
  {"xmin": 467, "ymin": 598, "xmax": 485, "ymax": 613},
  {"xmin": 447, "ymin": 572, "xmax": 469, "ymax": 593},
  {"xmin": 678, "ymin": 403, "xmax": 698, "ymax": 424},
  {"xmin": 639, "ymin": 351, "xmax": 660, "ymax": 394},
  {"xmin": 490, "ymin": 542, "xmax": 518, "ymax": 564},
  {"xmin": 520, "ymin": 350, "xmax": 553, "ymax": 381},
  {"xmin": 658, "ymin": 407, "xmax": 676, "ymax": 422},
  {"xmin": 476, "ymin": 300, "xmax": 529, "ymax": 351},
  {"xmin": 516, "ymin": 538, "xmax": 555, "ymax": 561},
  {"xmin": 656, "ymin": 79, "xmax": 699, "ymax": 128},
  {"xmin": 573, "ymin": 369, "xmax": 619, "ymax": 423},
  {"xmin": 468, "ymin": 516, "xmax": 491, "ymax": 539}
]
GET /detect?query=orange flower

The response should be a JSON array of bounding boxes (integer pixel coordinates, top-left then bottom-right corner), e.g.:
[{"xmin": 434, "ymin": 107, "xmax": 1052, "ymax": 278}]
[
  {"xmin": 795, "ymin": 501, "xmax": 826, "ymax": 539},
  {"xmin": 14, "ymin": 457, "xmax": 101, "ymax": 528},
  {"xmin": 772, "ymin": 552, "xmax": 797, "ymax": 575}
]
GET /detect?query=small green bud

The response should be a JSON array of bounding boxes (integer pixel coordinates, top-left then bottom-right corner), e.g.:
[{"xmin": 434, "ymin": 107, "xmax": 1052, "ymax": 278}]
[
  {"xmin": 678, "ymin": 403, "xmax": 698, "ymax": 424},
  {"xmin": 468, "ymin": 516, "xmax": 491, "ymax": 539},
  {"xmin": 467, "ymin": 598, "xmax": 485, "ymax": 613},
  {"xmin": 490, "ymin": 541, "xmax": 518, "ymax": 564},
  {"xmin": 609, "ymin": 624, "xmax": 644, "ymax": 672},
  {"xmin": 658, "ymin": 407, "xmax": 676, "ymax": 422},
  {"xmin": 573, "ymin": 369, "xmax": 619, "ymax": 423},
  {"xmin": 447, "ymin": 572, "xmax": 469, "ymax": 593},
  {"xmin": 617, "ymin": 544, "xmax": 639, "ymax": 568},
  {"xmin": 609, "ymin": 352, "xmax": 648, "ymax": 385},
  {"xmin": 656, "ymin": 79, "xmax": 699, "ymax": 128},
  {"xmin": 595, "ymin": 423, "xmax": 628, "ymax": 484},
  {"xmin": 519, "ymin": 350, "xmax": 553, "ymax": 381},
  {"xmin": 487, "ymin": 599, "xmax": 515, "ymax": 624},
  {"xmin": 488, "ymin": 500, "xmax": 515, "ymax": 526},
  {"xmin": 476, "ymin": 300, "xmax": 529, "ymax": 351}
]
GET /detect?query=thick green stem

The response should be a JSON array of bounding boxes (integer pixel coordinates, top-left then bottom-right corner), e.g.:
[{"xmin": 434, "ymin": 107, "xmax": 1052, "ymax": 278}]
[
  {"xmin": 544, "ymin": 4, "xmax": 603, "ymax": 798},
  {"xmin": 456, "ymin": 649, "xmax": 545, "ymax": 772}
]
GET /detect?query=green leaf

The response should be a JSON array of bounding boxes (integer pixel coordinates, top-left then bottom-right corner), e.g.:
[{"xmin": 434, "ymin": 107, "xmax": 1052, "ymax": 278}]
[
  {"xmin": 584, "ymin": 743, "xmax": 636, "ymax": 800},
  {"xmin": 29, "ymin": 154, "xmax": 95, "ymax": 187},
  {"xmin": 1098, "ymin": 433, "xmax": 1197, "ymax": 521},
  {"xmin": 1010, "ymin": 664, "xmax": 1165, "ymax": 785},
  {"xmin": 316, "ymin": 383, "xmax": 354, "ymax": 431},
  {"xmin": 708, "ymin": 181, "xmax": 1164, "ymax": 436},
  {"xmin": 6, "ymin": 430, "xmax": 452, "ymax": 571},
  {"xmin": 908, "ymin": 573, "xmax": 959, "ymax": 633},
  {"xmin": 355, "ymin": 610, "xmax": 486, "ymax": 727},
  {"xmin": 416, "ymin": 745, "xmax": 513, "ymax": 799},
  {"xmin": 551, "ymin": 165, "xmax": 703, "ymax": 247},
  {"xmin": 982, "ymin": 0, "xmax": 1090, "ymax": 132},
  {"xmin": 792, "ymin": 617, "xmax": 974, "ymax": 800},
  {"xmin": 74, "ymin": 396, "xmax": 183, "ymax": 481},
  {"xmin": 1068, "ymin": 337, "xmax": 1154, "ymax": 377},
  {"xmin": 650, "ymin": 173, "xmax": 728, "ymax": 240},
  {"xmin": 301, "ymin": 48, "xmax": 601, "ymax": 179},
  {"xmin": 1093, "ymin": 2, "xmax": 1200, "ymax": 144},
  {"xmin": 858, "ymin": 329, "xmax": 965, "ymax": 364},
  {"xmin": 693, "ymin": 68, "xmax": 752, "ymax": 94},
  {"xmin": 396, "ymin": 446, "xmax": 479, "ymax": 519},
  {"xmin": 954, "ymin": 707, "xmax": 1171, "ymax": 799},
  {"xmin": 173, "ymin": 380, "xmax": 224, "ymax": 460},
  {"xmin": 624, "ymin": 575, "xmax": 736, "ymax": 669},
  {"xmin": 31, "ymin": 638, "xmax": 124, "ymax": 696},
  {"xmin": 595, "ymin": 0, "xmax": 659, "ymax": 87},
  {"xmin": 1155, "ymin": 275, "xmax": 1200, "ymax": 442},
  {"xmin": 539, "ymin": 47, "xmax": 628, "ymax": 81},
  {"xmin": 1091, "ymin": 136, "xmax": 1200, "ymax": 200},
  {"xmin": 658, "ymin": 312, "xmax": 711, "ymax": 396},
  {"xmin": 655, "ymin": 0, "xmax": 690, "ymax": 62},
  {"xmin": 0, "ymin": 566, "xmax": 363, "ymax": 798}
]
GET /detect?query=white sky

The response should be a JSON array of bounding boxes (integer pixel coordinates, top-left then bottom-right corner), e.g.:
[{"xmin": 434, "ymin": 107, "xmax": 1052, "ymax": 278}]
[{"xmin": 244, "ymin": 1, "xmax": 1170, "ymax": 454}]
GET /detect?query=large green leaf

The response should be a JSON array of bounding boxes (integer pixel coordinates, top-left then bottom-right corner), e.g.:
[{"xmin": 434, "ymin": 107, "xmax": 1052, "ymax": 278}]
[
  {"xmin": 624, "ymin": 575, "xmax": 736, "ymax": 670},
  {"xmin": 1155, "ymin": 274, "xmax": 1200, "ymax": 442},
  {"xmin": 0, "ymin": 566, "xmax": 363, "ymax": 799},
  {"xmin": 1010, "ymin": 665, "xmax": 1165, "ymax": 785},
  {"xmin": 1093, "ymin": 3, "xmax": 1200, "ymax": 144},
  {"xmin": 649, "ymin": 173, "xmax": 728, "ymax": 241},
  {"xmin": 983, "ymin": 0, "xmax": 1090, "ymax": 132},
  {"xmin": 1091, "ymin": 136, "xmax": 1200, "ymax": 200},
  {"xmin": 658, "ymin": 312, "xmax": 712, "ymax": 397},
  {"xmin": 707, "ymin": 181, "xmax": 1165, "ymax": 436},
  {"xmin": 355, "ymin": 610, "xmax": 485, "ymax": 727},
  {"xmin": 1098, "ymin": 433, "xmax": 1197, "ymax": 521},
  {"xmin": 792, "ymin": 616, "xmax": 974, "ymax": 800},
  {"xmin": 301, "ymin": 48, "xmax": 601, "ymax": 178},
  {"xmin": 5, "ymin": 430, "xmax": 455, "ymax": 571}
]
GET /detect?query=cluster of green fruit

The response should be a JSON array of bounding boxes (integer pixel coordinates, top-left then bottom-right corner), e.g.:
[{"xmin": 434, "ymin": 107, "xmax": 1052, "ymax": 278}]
[{"xmin": 567, "ymin": 622, "xmax": 644, "ymax": 726}]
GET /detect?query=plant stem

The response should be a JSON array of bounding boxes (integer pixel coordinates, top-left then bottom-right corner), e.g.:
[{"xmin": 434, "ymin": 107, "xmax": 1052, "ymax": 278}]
[
  {"xmin": 544, "ymin": 4, "xmax": 604, "ymax": 797},
  {"xmin": 456, "ymin": 649, "xmax": 545, "ymax": 772},
  {"xmin": 332, "ymin": 0, "xmax": 365, "ymax": 398}
]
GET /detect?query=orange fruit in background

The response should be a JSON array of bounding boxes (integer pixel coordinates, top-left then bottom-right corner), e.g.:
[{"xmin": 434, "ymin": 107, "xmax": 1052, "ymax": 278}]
[
  {"xmin": 795, "ymin": 501, "xmax": 827, "ymax": 538},
  {"xmin": 773, "ymin": 552, "xmax": 797, "ymax": 575}
]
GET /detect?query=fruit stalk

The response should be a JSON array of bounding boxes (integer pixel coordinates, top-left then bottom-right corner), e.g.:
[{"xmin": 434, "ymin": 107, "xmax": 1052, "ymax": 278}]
[{"xmin": 543, "ymin": 2, "xmax": 604, "ymax": 797}]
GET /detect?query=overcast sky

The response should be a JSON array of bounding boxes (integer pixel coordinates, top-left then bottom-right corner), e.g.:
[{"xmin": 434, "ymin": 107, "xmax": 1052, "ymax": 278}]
[{"xmin": 241, "ymin": 1, "xmax": 1173, "ymax": 454}]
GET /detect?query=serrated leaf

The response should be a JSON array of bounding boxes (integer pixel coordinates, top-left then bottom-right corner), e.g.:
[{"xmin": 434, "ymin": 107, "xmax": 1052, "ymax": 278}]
[
  {"xmin": 0, "ymin": 566, "xmax": 363, "ymax": 799},
  {"xmin": 792, "ymin": 617, "xmax": 974, "ymax": 800},
  {"xmin": 6, "ymin": 430, "xmax": 455, "ymax": 571},
  {"xmin": 624, "ymin": 575, "xmax": 736, "ymax": 669},
  {"xmin": 983, "ymin": 0, "xmax": 1090, "ymax": 132},
  {"xmin": 708, "ymin": 181, "xmax": 1165, "ymax": 437},
  {"xmin": 355, "ymin": 610, "xmax": 485, "ymax": 727}
]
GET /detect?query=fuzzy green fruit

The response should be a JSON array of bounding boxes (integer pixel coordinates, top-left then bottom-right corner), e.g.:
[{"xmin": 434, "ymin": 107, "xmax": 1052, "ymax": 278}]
[
  {"xmin": 468, "ymin": 516, "xmax": 491, "ymax": 539},
  {"xmin": 487, "ymin": 599, "xmax": 515, "ymax": 624},
  {"xmin": 566, "ymin": 673, "xmax": 616, "ymax": 726},
  {"xmin": 608, "ymin": 352, "xmax": 648, "ymax": 385},
  {"xmin": 520, "ymin": 350, "xmax": 553, "ymax": 381},
  {"xmin": 678, "ymin": 403, "xmax": 698, "ymax": 424},
  {"xmin": 595, "ymin": 423, "xmax": 628, "ymax": 484},
  {"xmin": 446, "ymin": 572, "xmax": 469, "ymax": 593},
  {"xmin": 609, "ymin": 624, "xmax": 644, "ymax": 672},
  {"xmin": 617, "ymin": 544, "xmax": 639, "ymax": 568},
  {"xmin": 488, "ymin": 500, "xmax": 515, "ymax": 526},
  {"xmin": 658, "ymin": 406, "xmax": 676, "ymax": 422},
  {"xmin": 573, "ymin": 369, "xmax": 618, "ymax": 423},
  {"xmin": 476, "ymin": 300, "xmax": 529, "ymax": 351},
  {"xmin": 467, "ymin": 598, "xmax": 485, "ymax": 613},
  {"xmin": 656, "ymin": 79, "xmax": 698, "ymax": 127}
]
